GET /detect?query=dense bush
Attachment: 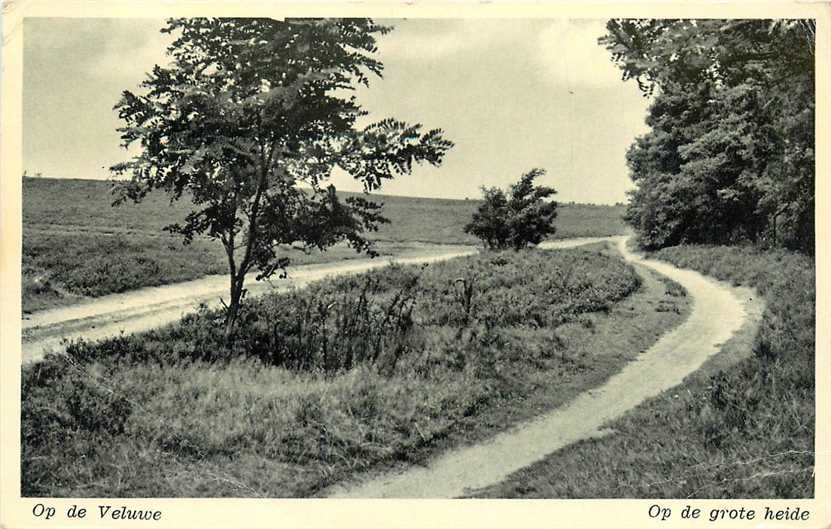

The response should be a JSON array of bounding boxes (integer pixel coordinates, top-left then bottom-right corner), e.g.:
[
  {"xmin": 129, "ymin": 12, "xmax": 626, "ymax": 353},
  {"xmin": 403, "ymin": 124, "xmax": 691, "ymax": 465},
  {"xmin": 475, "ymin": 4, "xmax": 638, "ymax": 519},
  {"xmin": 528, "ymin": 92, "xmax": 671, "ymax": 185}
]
[{"xmin": 464, "ymin": 168, "xmax": 558, "ymax": 250}]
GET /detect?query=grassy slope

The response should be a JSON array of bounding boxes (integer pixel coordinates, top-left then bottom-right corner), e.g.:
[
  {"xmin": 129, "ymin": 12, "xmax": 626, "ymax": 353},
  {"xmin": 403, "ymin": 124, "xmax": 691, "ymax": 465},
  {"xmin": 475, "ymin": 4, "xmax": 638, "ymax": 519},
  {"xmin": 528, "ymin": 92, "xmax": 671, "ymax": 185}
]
[
  {"xmin": 22, "ymin": 177, "xmax": 627, "ymax": 312},
  {"xmin": 23, "ymin": 177, "xmax": 627, "ymax": 242},
  {"xmin": 473, "ymin": 244, "xmax": 814, "ymax": 499},
  {"xmin": 21, "ymin": 243, "xmax": 690, "ymax": 497}
]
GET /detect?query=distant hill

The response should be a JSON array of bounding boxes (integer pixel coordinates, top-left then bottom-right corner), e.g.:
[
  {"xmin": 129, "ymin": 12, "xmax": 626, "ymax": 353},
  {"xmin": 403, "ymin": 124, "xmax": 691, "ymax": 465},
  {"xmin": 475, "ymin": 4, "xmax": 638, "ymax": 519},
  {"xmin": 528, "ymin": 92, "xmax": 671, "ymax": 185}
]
[{"xmin": 23, "ymin": 177, "xmax": 628, "ymax": 244}]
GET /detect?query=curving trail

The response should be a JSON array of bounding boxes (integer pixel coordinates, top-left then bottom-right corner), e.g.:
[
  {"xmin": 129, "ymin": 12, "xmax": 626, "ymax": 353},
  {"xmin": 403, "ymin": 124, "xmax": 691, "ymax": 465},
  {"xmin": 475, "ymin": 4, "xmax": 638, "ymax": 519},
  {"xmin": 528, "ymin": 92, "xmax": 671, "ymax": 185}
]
[
  {"xmin": 324, "ymin": 236, "xmax": 755, "ymax": 498},
  {"xmin": 21, "ymin": 238, "xmax": 611, "ymax": 363},
  {"xmin": 21, "ymin": 235, "xmax": 757, "ymax": 496}
]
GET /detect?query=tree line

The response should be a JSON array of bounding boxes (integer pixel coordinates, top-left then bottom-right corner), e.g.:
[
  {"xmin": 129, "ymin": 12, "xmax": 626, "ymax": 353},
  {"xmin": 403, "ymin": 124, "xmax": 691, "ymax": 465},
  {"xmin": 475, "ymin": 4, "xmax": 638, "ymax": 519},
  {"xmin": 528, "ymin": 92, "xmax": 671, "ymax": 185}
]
[{"xmin": 601, "ymin": 19, "xmax": 815, "ymax": 253}]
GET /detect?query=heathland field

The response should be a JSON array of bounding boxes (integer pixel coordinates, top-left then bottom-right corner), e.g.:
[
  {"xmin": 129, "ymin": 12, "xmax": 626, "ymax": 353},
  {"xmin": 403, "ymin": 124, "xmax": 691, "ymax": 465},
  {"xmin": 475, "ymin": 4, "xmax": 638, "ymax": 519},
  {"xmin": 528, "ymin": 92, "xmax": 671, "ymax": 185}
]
[
  {"xmin": 17, "ymin": 15, "xmax": 816, "ymax": 505},
  {"xmin": 22, "ymin": 177, "xmax": 628, "ymax": 313},
  {"xmin": 20, "ymin": 179, "xmax": 814, "ymax": 500},
  {"xmin": 21, "ymin": 243, "xmax": 692, "ymax": 497}
]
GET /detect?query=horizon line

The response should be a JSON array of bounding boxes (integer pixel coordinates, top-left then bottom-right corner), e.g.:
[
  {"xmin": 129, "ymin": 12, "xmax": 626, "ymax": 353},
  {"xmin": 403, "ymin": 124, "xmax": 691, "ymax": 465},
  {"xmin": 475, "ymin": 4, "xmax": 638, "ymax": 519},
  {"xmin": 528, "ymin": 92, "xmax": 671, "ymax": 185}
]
[{"xmin": 21, "ymin": 174, "xmax": 628, "ymax": 207}]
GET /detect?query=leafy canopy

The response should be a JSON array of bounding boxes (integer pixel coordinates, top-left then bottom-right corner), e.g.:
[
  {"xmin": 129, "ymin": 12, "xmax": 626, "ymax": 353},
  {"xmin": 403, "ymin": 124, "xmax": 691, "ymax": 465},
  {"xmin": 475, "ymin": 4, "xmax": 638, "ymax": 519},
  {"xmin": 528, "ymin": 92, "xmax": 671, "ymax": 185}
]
[
  {"xmin": 111, "ymin": 18, "xmax": 454, "ymax": 337},
  {"xmin": 602, "ymin": 19, "xmax": 814, "ymax": 252},
  {"xmin": 112, "ymin": 18, "xmax": 453, "ymax": 273}
]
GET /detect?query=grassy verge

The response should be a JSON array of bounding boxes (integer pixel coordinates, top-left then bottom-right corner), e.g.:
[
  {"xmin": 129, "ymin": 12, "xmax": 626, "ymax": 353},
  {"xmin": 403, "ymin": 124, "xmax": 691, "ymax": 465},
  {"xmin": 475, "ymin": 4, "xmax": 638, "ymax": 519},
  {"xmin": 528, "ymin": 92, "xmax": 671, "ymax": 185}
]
[
  {"xmin": 21, "ymin": 244, "xmax": 688, "ymax": 497},
  {"xmin": 472, "ymin": 244, "xmax": 814, "ymax": 498},
  {"xmin": 22, "ymin": 178, "xmax": 628, "ymax": 313}
]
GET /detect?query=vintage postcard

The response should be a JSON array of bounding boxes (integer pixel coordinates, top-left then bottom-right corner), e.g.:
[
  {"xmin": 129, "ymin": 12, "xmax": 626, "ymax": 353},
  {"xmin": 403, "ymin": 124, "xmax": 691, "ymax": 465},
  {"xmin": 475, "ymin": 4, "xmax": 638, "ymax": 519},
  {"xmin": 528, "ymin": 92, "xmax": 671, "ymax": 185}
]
[{"xmin": 1, "ymin": 1, "xmax": 828, "ymax": 528}]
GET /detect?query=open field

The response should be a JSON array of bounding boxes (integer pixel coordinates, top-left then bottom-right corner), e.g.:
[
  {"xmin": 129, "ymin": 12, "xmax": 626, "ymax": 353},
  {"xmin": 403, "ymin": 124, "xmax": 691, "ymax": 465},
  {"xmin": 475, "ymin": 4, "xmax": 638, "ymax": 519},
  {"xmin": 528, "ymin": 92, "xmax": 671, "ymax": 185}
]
[
  {"xmin": 23, "ymin": 177, "xmax": 628, "ymax": 243},
  {"xmin": 22, "ymin": 177, "xmax": 628, "ymax": 313},
  {"xmin": 21, "ymin": 243, "xmax": 691, "ymax": 497},
  {"xmin": 472, "ymin": 244, "xmax": 814, "ymax": 498}
]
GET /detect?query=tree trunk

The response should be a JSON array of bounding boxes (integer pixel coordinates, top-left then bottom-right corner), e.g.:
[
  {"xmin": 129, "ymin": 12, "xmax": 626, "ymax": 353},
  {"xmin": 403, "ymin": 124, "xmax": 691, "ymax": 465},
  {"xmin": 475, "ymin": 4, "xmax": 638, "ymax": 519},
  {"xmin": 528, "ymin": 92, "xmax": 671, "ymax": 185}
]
[
  {"xmin": 222, "ymin": 164, "xmax": 266, "ymax": 345},
  {"xmin": 224, "ymin": 272, "xmax": 246, "ymax": 345}
]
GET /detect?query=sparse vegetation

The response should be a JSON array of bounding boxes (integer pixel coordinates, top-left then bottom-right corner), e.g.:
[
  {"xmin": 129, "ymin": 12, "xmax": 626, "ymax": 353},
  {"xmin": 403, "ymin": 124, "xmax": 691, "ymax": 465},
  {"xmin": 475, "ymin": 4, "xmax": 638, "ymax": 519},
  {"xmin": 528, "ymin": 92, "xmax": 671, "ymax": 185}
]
[
  {"xmin": 21, "ymin": 245, "xmax": 692, "ymax": 497},
  {"xmin": 473, "ymin": 244, "xmax": 814, "ymax": 498}
]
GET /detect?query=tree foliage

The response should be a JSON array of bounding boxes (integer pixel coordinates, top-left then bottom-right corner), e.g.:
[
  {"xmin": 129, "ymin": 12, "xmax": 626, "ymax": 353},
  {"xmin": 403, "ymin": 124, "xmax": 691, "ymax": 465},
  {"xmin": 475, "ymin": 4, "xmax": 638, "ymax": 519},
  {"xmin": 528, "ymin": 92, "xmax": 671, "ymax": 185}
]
[
  {"xmin": 111, "ymin": 18, "xmax": 453, "ymax": 340},
  {"xmin": 464, "ymin": 168, "xmax": 557, "ymax": 250},
  {"xmin": 601, "ymin": 19, "xmax": 815, "ymax": 252}
]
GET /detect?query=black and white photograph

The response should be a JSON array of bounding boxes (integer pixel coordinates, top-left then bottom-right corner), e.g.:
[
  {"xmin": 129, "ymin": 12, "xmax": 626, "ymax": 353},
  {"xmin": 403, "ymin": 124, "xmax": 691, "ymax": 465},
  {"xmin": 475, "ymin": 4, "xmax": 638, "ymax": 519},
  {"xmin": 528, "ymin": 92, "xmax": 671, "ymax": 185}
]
[{"xmin": 1, "ymin": 1, "xmax": 826, "ymax": 527}]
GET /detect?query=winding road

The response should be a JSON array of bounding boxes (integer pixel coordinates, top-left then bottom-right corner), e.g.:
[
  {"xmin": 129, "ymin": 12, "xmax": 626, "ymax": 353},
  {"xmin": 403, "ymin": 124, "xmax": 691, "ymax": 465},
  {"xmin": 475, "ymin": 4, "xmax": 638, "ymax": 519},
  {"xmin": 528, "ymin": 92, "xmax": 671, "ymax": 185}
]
[
  {"xmin": 324, "ymin": 236, "xmax": 760, "ymax": 498},
  {"xmin": 20, "ymin": 236, "xmax": 760, "ymax": 498}
]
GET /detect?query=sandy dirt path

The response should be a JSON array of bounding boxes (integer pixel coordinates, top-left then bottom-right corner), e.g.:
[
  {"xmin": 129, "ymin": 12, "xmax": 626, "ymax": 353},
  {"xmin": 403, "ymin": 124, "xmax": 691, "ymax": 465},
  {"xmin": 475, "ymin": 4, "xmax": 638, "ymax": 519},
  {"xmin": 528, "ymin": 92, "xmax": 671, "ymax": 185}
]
[
  {"xmin": 21, "ymin": 237, "xmax": 611, "ymax": 363},
  {"xmin": 324, "ymin": 236, "xmax": 755, "ymax": 498}
]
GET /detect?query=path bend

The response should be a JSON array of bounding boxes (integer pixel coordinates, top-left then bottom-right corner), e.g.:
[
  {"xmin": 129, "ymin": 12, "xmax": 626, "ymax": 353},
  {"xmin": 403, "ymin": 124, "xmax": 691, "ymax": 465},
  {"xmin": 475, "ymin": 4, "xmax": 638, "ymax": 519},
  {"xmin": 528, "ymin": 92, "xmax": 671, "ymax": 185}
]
[
  {"xmin": 324, "ymin": 236, "xmax": 757, "ymax": 498},
  {"xmin": 20, "ymin": 235, "xmax": 759, "ymax": 497}
]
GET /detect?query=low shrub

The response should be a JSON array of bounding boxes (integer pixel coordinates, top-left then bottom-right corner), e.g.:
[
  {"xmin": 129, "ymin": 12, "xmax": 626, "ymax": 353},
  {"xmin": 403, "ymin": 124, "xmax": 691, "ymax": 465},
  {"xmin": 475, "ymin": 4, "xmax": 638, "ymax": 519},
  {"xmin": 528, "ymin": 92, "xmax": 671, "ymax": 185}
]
[{"xmin": 58, "ymin": 248, "xmax": 640, "ymax": 376}]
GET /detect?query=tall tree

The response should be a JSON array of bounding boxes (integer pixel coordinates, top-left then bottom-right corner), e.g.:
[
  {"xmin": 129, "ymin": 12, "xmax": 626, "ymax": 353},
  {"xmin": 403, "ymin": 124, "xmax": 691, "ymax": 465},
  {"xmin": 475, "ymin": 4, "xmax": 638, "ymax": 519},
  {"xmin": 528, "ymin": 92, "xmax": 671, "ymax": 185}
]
[
  {"xmin": 112, "ymin": 18, "xmax": 453, "ymax": 341},
  {"xmin": 603, "ymin": 19, "xmax": 815, "ymax": 252}
]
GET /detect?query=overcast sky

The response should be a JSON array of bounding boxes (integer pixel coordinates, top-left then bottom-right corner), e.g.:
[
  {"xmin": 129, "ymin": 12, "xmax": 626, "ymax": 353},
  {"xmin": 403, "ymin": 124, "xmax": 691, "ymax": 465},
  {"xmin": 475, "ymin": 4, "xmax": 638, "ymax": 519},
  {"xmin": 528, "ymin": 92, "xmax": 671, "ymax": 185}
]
[{"xmin": 23, "ymin": 18, "xmax": 651, "ymax": 204}]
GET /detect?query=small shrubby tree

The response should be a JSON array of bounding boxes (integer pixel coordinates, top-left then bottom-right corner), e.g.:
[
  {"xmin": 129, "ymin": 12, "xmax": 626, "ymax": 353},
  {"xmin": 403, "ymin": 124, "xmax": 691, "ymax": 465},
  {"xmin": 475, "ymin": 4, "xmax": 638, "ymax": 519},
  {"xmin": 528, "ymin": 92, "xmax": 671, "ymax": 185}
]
[
  {"xmin": 464, "ymin": 186, "xmax": 511, "ymax": 250},
  {"xmin": 465, "ymin": 168, "xmax": 557, "ymax": 250},
  {"xmin": 111, "ymin": 18, "xmax": 453, "ymax": 342}
]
